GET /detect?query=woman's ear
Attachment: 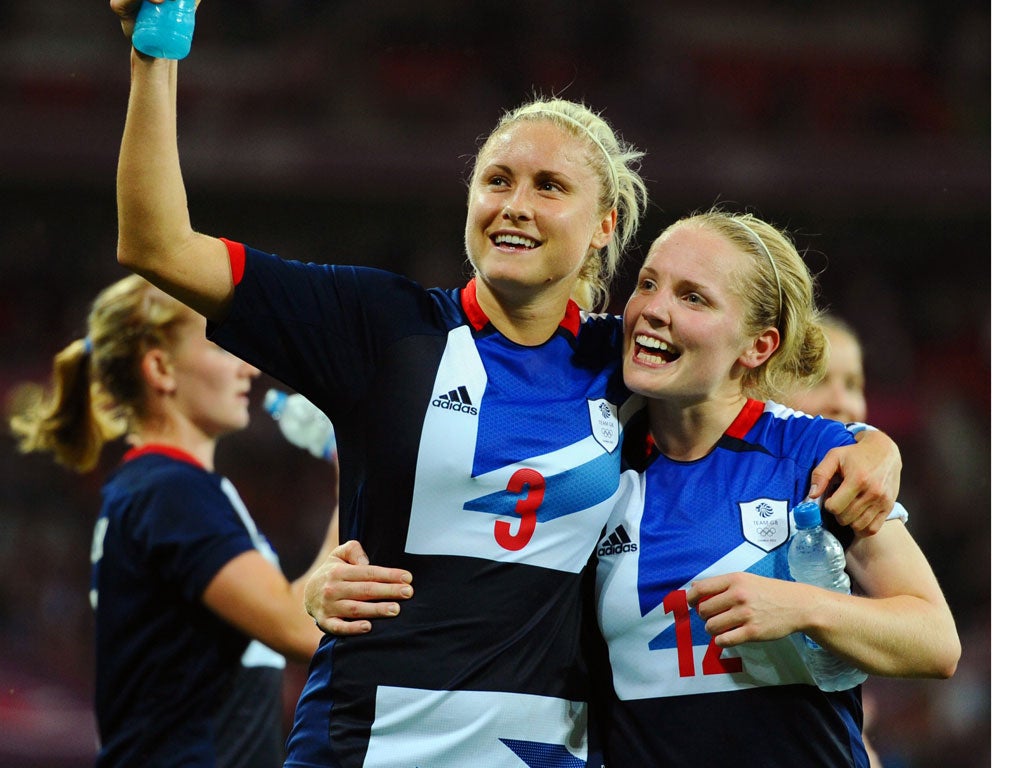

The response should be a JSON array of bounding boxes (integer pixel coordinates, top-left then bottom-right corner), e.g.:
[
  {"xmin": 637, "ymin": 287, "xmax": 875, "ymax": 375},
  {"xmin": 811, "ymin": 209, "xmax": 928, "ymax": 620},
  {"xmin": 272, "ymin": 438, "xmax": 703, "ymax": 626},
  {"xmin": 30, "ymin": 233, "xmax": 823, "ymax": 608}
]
[
  {"xmin": 590, "ymin": 207, "xmax": 617, "ymax": 250},
  {"xmin": 140, "ymin": 348, "xmax": 176, "ymax": 395},
  {"xmin": 739, "ymin": 327, "xmax": 780, "ymax": 370}
]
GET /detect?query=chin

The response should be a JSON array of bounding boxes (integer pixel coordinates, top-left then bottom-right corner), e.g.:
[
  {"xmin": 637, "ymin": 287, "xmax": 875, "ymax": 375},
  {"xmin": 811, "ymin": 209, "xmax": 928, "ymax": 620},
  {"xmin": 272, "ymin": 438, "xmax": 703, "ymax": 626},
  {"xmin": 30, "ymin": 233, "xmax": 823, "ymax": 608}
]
[{"xmin": 622, "ymin": 374, "xmax": 655, "ymax": 399}]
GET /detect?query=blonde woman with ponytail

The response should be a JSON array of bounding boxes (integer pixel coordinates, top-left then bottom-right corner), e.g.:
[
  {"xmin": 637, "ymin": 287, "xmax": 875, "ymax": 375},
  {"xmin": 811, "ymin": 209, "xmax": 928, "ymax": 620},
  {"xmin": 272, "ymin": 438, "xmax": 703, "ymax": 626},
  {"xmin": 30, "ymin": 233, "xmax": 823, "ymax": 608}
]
[{"xmin": 10, "ymin": 275, "xmax": 404, "ymax": 768}]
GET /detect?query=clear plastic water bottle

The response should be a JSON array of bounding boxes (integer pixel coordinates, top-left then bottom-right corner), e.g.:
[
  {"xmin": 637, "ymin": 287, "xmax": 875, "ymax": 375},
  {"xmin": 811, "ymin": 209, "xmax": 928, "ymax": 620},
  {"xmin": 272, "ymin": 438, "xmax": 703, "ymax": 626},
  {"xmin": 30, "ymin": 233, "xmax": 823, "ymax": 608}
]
[
  {"xmin": 263, "ymin": 389, "xmax": 336, "ymax": 461},
  {"xmin": 787, "ymin": 499, "xmax": 868, "ymax": 692},
  {"xmin": 132, "ymin": 0, "xmax": 197, "ymax": 60}
]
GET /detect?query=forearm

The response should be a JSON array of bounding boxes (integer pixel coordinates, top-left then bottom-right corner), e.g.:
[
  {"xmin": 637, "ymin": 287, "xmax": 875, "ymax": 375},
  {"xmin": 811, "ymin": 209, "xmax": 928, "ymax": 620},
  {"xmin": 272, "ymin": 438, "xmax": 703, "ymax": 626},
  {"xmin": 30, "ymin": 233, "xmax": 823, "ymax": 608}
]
[
  {"xmin": 117, "ymin": 52, "xmax": 189, "ymax": 273},
  {"xmin": 803, "ymin": 590, "xmax": 960, "ymax": 679},
  {"xmin": 205, "ymin": 551, "xmax": 324, "ymax": 663},
  {"xmin": 116, "ymin": 50, "xmax": 232, "ymax": 317},
  {"xmin": 691, "ymin": 543, "xmax": 961, "ymax": 680}
]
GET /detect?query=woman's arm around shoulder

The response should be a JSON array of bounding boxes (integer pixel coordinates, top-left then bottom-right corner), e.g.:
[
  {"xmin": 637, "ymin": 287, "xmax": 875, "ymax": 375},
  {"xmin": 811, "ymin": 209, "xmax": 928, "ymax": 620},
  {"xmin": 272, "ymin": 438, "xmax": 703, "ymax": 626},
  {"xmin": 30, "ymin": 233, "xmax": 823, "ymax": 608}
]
[{"xmin": 809, "ymin": 428, "xmax": 902, "ymax": 535}]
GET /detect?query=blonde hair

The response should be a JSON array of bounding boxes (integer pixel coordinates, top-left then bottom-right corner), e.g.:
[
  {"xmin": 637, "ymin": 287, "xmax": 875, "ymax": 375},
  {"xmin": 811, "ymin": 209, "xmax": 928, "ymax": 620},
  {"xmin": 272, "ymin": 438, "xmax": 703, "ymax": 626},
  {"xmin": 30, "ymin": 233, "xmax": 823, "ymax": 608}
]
[
  {"xmin": 470, "ymin": 96, "xmax": 648, "ymax": 311},
  {"xmin": 8, "ymin": 275, "xmax": 192, "ymax": 473},
  {"xmin": 663, "ymin": 208, "xmax": 830, "ymax": 400}
]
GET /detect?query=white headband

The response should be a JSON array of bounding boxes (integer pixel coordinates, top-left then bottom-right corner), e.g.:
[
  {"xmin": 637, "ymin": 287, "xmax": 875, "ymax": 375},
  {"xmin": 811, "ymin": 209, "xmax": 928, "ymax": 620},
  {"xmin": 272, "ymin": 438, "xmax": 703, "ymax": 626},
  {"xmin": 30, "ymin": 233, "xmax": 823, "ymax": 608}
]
[
  {"xmin": 733, "ymin": 218, "xmax": 783, "ymax": 327},
  {"xmin": 526, "ymin": 108, "xmax": 619, "ymax": 201}
]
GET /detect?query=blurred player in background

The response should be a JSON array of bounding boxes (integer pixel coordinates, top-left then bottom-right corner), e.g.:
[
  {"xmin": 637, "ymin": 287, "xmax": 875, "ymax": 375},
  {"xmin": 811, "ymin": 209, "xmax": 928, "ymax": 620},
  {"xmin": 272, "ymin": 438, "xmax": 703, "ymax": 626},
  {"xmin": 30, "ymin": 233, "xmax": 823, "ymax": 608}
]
[
  {"xmin": 8, "ymin": 275, "xmax": 405, "ymax": 767},
  {"xmin": 787, "ymin": 314, "xmax": 868, "ymax": 426}
]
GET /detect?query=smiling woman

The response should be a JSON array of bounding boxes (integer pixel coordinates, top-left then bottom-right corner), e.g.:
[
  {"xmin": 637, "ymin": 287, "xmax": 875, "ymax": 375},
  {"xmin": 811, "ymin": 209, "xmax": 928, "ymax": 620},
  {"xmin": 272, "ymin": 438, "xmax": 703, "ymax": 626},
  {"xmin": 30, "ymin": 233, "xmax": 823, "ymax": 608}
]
[
  {"xmin": 592, "ymin": 208, "xmax": 960, "ymax": 767},
  {"xmin": 462, "ymin": 102, "xmax": 645, "ymax": 345},
  {"xmin": 111, "ymin": 5, "xmax": 652, "ymax": 754}
]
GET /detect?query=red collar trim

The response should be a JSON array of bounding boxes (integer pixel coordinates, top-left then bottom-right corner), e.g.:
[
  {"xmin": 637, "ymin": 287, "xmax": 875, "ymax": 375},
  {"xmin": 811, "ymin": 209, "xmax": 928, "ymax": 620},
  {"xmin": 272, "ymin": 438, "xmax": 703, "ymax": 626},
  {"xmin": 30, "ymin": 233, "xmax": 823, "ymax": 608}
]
[
  {"xmin": 724, "ymin": 398, "xmax": 766, "ymax": 439},
  {"xmin": 645, "ymin": 399, "xmax": 765, "ymax": 459},
  {"xmin": 460, "ymin": 277, "xmax": 582, "ymax": 337},
  {"xmin": 461, "ymin": 277, "xmax": 490, "ymax": 331},
  {"xmin": 643, "ymin": 431, "xmax": 657, "ymax": 459},
  {"xmin": 122, "ymin": 444, "xmax": 206, "ymax": 470}
]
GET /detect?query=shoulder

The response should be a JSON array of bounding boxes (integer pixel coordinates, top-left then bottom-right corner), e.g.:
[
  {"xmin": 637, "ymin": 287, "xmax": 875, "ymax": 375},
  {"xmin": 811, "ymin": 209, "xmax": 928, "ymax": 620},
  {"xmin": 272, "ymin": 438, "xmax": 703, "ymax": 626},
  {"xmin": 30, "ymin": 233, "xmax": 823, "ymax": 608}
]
[
  {"xmin": 579, "ymin": 310, "xmax": 623, "ymax": 338},
  {"xmin": 106, "ymin": 455, "xmax": 231, "ymax": 524},
  {"xmin": 754, "ymin": 402, "xmax": 855, "ymax": 461},
  {"xmin": 238, "ymin": 246, "xmax": 463, "ymax": 327},
  {"xmin": 576, "ymin": 311, "xmax": 625, "ymax": 363},
  {"xmin": 762, "ymin": 401, "xmax": 854, "ymax": 442}
]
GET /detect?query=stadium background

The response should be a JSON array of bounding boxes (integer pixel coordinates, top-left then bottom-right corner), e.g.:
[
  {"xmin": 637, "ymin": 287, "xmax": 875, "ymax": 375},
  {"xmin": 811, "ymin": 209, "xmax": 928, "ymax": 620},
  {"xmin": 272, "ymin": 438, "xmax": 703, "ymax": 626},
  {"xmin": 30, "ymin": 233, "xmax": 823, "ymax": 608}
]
[{"xmin": 0, "ymin": 2, "xmax": 992, "ymax": 766}]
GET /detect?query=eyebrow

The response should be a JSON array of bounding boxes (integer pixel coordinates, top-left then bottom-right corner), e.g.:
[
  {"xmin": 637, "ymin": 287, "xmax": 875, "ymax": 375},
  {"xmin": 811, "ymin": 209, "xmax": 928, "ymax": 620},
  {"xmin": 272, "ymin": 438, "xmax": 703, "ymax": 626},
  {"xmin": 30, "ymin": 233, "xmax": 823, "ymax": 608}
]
[
  {"xmin": 639, "ymin": 265, "xmax": 712, "ymax": 293},
  {"xmin": 481, "ymin": 163, "xmax": 576, "ymax": 187}
]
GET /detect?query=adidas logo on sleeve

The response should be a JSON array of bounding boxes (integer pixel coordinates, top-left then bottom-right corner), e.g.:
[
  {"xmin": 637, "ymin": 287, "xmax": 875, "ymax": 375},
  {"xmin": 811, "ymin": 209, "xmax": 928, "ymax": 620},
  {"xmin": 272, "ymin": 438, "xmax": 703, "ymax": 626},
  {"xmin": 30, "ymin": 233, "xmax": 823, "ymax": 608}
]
[
  {"xmin": 598, "ymin": 524, "xmax": 637, "ymax": 556},
  {"xmin": 431, "ymin": 385, "xmax": 478, "ymax": 415}
]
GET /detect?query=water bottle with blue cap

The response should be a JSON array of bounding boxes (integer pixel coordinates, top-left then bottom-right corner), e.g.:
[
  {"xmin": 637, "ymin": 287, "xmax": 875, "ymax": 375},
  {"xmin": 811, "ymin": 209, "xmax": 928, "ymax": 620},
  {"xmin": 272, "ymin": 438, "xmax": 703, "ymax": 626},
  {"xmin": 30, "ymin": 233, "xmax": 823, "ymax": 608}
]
[
  {"xmin": 787, "ymin": 498, "xmax": 868, "ymax": 692},
  {"xmin": 263, "ymin": 389, "xmax": 337, "ymax": 461}
]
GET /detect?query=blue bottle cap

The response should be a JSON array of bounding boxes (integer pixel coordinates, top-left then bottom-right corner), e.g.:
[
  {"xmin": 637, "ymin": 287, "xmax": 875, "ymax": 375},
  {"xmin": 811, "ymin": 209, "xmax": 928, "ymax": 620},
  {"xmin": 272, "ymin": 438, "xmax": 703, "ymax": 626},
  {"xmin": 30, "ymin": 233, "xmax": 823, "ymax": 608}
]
[
  {"xmin": 792, "ymin": 499, "xmax": 823, "ymax": 528},
  {"xmin": 263, "ymin": 389, "xmax": 287, "ymax": 419}
]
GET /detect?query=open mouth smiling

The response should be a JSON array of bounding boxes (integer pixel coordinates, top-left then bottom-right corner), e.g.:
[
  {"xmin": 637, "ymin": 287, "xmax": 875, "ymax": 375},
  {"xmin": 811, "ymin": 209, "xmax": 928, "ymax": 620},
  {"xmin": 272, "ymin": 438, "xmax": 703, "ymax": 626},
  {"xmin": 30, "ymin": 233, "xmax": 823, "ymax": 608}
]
[
  {"xmin": 635, "ymin": 334, "xmax": 680, "ymax": 365},
  {"xmin": 491, "ymin": 233, "xmax": 540, "ymax": 250}
]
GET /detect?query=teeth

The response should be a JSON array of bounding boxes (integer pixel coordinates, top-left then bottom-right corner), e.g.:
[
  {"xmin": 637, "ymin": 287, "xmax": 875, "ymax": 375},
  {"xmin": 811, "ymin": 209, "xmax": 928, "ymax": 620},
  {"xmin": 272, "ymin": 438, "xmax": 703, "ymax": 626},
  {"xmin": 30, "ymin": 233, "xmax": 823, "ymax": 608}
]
[
  {"xmin": 636, "ymin": 334, "xmax": 677, "ymax": 354},
  {"xmin": 636, "ymin": 350, "xmax": 666, "ymax": 365},
  {"xmin": 493, "ymin": 234, "xmax": 539, "ymax": 248}
]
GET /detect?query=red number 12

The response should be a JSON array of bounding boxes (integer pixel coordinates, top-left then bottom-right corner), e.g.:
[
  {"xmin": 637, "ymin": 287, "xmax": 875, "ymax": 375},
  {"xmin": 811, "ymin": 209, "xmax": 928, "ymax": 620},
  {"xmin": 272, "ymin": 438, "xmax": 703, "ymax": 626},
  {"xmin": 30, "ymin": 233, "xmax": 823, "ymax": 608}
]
[{"xmin": 664, "ymin": 589, "xmax": 743, "ymax": 677}]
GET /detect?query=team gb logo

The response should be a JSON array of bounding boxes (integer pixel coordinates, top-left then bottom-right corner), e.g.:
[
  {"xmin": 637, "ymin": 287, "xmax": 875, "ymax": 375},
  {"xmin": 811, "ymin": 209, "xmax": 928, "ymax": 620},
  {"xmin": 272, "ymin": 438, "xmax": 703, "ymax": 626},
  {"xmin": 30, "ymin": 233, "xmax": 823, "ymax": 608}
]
[
  {"xmin": 738, "ymin": 498, "xmax": 790, "ymax": 551},
  {"xmin": 588, "ymin": 398, "xmax": 619, "ymax": 453}
]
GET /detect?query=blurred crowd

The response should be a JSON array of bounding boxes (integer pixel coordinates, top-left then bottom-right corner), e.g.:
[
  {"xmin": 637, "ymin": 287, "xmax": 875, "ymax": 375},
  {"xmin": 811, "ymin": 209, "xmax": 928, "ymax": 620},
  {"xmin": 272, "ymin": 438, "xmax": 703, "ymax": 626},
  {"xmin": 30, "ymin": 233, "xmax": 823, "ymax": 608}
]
[{"xmin": 0, "ymin": 1, "xmax": 990, "ymax": 766}]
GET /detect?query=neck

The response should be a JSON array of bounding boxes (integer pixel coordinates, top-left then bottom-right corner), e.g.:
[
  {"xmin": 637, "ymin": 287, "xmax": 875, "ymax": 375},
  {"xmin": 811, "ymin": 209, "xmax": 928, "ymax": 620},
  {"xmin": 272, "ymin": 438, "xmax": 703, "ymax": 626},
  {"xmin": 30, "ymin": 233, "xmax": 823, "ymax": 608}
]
[
  {"xmin": 647, "ymin": 394, "xmax": 748, "ymax": 461},
  {"xmin": 474, "ymin": 278, "xmax": 575, "ymax": 346},
  {"xmin": 133, "ymin": 418, "xmax": 217, "ymax": 471}
]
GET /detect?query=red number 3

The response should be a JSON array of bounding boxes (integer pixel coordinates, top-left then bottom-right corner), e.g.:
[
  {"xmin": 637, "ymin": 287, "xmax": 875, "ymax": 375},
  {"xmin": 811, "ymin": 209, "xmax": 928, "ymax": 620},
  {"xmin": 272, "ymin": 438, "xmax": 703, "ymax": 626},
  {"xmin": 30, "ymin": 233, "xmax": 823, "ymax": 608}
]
[{"xmin": 494, "ymin": 468, "xmax": 545, "ymax": 551}]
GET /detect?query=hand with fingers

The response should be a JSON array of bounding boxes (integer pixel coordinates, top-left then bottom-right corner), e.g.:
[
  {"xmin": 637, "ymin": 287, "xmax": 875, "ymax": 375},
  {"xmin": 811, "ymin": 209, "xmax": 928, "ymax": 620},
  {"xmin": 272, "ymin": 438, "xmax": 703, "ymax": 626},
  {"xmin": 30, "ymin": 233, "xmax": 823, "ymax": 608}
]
[
  {"xmin": 808, "ymin": 429, "xmax": 902, "ymax": 536},
  {"xmin": 304, "ymin": 540, "xmax": 414, "ymax": 636}
]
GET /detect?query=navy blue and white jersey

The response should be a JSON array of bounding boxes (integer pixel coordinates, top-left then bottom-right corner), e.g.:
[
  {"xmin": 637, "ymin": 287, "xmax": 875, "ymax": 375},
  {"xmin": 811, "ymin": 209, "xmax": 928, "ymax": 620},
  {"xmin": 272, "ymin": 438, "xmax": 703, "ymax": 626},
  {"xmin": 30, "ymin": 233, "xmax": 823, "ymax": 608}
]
[
  {"xmin": 209, "ymin": 242, "xmax": 641, "ymax": 767},
  {"xmin": 90, "ymin": 445, "xmax": 284, "ymax": 768},
  {"xmin": 594, "ymin": 400, "xmax": 906, "ymax": 768}
]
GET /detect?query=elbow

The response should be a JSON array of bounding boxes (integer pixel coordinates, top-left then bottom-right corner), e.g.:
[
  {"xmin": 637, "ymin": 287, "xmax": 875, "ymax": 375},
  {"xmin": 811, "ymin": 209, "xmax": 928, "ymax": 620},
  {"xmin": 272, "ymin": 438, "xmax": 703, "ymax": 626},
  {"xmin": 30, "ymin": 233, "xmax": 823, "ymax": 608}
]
[
  {"xmin": 934, "ymin": 637, "xmax": 962, "ymax": 680},
  {"xmin": 115, "ymin": 238, "xmax": 145, "ymax": 274},
  {"xmin": 921, "ymin": 625, "xmax": 961, "ymax": 679}
]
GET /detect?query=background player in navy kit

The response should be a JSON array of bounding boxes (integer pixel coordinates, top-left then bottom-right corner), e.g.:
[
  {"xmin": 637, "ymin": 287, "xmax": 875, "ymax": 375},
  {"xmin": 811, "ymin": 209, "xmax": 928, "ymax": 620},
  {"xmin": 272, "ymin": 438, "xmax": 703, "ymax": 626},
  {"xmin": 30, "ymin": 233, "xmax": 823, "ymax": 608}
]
[
  {"xmin": 7, "ymin": 275, "xmax": 405, "ymax": 768},
  {"xmin": 108, "ymin": 2, "xmax": 903, "ymax": 764},
  {"xmin": 593, "ymin": 209, "xmax": 960, "ymax": 767}
]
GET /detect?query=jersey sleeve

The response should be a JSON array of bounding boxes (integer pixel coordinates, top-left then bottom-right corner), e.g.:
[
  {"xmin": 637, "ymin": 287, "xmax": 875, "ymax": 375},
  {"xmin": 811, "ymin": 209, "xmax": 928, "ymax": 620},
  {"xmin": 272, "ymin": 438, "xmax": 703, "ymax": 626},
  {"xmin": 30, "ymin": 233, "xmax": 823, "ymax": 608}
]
[
  {"xmin": 798, "ymin": 416, "xmax": 911, "ymax": 541},
  {"xmin": 130, "ymin": 470, "xmax": 256, "ymax": 604},
  {"xmin": 207, "ymin": 244, "xmax": 446, "ymax": 414}
]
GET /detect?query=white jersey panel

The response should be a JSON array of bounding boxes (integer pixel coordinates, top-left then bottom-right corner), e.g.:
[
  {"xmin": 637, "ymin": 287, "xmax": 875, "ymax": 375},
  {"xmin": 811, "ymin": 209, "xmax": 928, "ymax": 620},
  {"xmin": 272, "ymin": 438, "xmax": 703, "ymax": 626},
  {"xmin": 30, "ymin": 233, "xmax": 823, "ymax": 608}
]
[
  {"xmin": 363, "ymin": 686, "xmax": 587, "ymax": 768},
  {"xmin": 221, "ymin": 477, "xmax": 287, "ymax": 671}
]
